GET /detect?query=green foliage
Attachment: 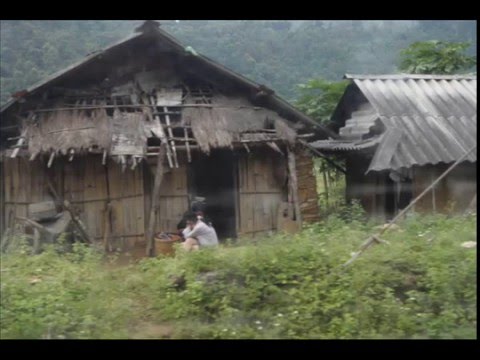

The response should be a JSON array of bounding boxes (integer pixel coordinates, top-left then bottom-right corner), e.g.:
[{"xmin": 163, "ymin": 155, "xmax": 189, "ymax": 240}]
[
  {"xmin": 1, "ymin": 214, "xmax": 476, "ymax": 339},
  {"xmin": 398, "ymin": 40, "xmax": 476, "ymax": 74},
  {"xmin": 295, "ymin": 78, "xmax": 349, "ymax": 124}
]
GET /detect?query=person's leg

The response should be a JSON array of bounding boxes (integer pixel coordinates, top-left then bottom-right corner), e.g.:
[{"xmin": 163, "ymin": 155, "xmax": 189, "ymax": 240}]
[{"xmin": 182, "ymin": 238, "xmax": 200, "ymax": 251}]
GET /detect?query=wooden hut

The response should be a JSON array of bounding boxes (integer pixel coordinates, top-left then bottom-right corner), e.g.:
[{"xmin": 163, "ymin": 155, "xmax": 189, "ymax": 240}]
[
  {"xmin": 310, "ymin": 74, "xmax": 477, "ymax": 220},
  {"xmin": 0, "ymin": 21, "xmax": 331, "ymax": 254}
]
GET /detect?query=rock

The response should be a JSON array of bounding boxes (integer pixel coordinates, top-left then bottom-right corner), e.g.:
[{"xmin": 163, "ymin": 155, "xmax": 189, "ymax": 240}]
[
  {"xmin": 196, "ymin": 271, "xmax": 219, "ymax": 285},
  {"xmin": 169, "ymin": 274, "xmax": 186, "ymax": 290},
  {"xmin": 461, "ymin": 241, "xmax": 476, "ymax": 249}
]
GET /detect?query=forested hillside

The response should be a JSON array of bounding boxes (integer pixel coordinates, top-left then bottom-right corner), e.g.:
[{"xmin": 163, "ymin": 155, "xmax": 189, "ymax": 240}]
[{"xmin": 0, "ymin": 20, "xmax": 476, "ymax": 105}]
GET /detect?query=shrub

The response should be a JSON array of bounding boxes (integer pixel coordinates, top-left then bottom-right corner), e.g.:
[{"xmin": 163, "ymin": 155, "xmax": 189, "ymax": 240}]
[{"xmin": 0, "ymin": 213, "xmax": 476, "ymax": 339}]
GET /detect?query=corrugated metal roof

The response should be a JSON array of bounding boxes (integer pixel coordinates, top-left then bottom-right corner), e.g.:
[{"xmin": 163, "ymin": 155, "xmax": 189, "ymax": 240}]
[
  {"xmin": 347, "ymin": 74, "xmax": 477, "ymax": 171},
  {"xmin": 345, "ymin": 73, "xmax": 477, "ymax": 80},
  {"xmin": 309, "ymin": 136, "xmax": 381, "ymax": 151}
]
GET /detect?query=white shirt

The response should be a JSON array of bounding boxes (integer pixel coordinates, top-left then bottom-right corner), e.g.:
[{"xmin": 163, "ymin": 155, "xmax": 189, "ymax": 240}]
[{"xmin": 183, "ymin": 221, "xmax": 219, "ymax": 247}]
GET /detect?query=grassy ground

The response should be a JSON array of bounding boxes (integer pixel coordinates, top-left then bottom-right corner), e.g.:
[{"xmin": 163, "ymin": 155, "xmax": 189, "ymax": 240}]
[{"xmin": 0, "ymin": 210, "xmax": 476, "ymax": 339}]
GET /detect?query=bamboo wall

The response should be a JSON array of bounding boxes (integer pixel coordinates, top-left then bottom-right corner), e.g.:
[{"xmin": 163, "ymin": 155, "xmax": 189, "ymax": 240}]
[
  {"xmin": 3, "ymin": 156, "xmax": 145, "ymax": 251},
  {"xmin": 144, "ymin": 153, "xmax": 189, "ymax": 235},
  {"xmin": 1, "ymin": 147, "xmax": 322, "ymax": 247}
]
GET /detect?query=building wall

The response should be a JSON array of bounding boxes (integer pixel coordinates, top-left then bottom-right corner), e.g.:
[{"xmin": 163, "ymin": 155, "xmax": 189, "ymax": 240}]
[
  {"xmin": 346, "ymin": 153, "xmax": 388, "ymax": 220},
  {"xmin": 295, "ymin": 148, "xmax": 320, "ymax": 223},
  {"xmin": 3, "ymin": 156, "xmax": 145, "ymax": 251},
  {"xmin": 412, "ymin": 162, "xmax": 477, "ymax": 214},
  {"xmin": 2, "ymin": 148, "xmax": 296, "ymax": 247},
  {"xmin": 144, "ymin": 152, "xmax": 189, "ymax": 237},
  {"xmin": 345, "ymin": 155, "xmax": 477, "ymax": 218}
]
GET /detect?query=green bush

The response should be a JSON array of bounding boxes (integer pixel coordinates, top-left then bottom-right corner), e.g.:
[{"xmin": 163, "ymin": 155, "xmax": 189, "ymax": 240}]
[{"xmin": 0, "ymin": 213, "xmax": 476, "ymax": 339}]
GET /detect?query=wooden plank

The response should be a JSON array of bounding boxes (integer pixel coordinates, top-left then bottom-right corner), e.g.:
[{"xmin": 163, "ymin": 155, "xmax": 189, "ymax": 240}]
[{"xmin": 107, "ymin": 159, "xmax": 145, "ymax": 251}]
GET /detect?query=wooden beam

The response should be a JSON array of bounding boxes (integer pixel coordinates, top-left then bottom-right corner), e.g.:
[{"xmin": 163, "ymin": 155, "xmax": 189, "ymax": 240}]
[
  {"xmin": 146, "ymin": 144, "xmax": 166, "ymax": 257},
  {"xmin": 10, "ymin": 130, "xmax": 27, "ymax": 158},
  {"xmin": 299, "ymin": 139, "xmax": 346, "ymax": 174},
  {"xmin": 31, "ymin": 104, "xmax": 264, "ymax": 113},
  {"xmin": 47, "ymin": 152, "xmax": 55, "ymax": 168}
]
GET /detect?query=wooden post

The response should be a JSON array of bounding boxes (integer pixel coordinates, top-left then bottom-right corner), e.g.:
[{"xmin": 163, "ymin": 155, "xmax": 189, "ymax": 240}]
[
  {"xmin": 146, "ymin": 144, "xmax": 166, "ymax": 257},
  {"xmin": 287, "ymin": 147, "xmax": 302, "ymax": 227},
  {"xmin": 184, "ymin": 127, "xmax": 192, "ymax": 163}
]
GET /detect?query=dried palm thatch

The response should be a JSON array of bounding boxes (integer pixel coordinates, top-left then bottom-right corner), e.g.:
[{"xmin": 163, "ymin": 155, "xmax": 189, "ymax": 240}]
[
  {"xmin": 26, "ymin": 104, "xmax": 111, "ymax": 157},
  {"xmin": 182, "ymin": 94, "xmax": 297, "ymax": 154}
]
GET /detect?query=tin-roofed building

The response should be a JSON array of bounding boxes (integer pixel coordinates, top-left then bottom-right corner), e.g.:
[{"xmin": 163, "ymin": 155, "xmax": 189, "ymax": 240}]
[{"xmin": 311, "ymin": 74, "xmax": 477, "ymax": 219}]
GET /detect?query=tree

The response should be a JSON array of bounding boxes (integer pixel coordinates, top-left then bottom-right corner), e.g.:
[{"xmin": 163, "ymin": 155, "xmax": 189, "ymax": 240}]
[
  {"xmin": 398, "ymin": 40, "xmax": 476, "ymax": 74},
  {"xmin": 295, "ymin": 78, "xmax": 349, "ymax": 213},
  {"xmin": 295, "ymin": 78, "xmax": 348, "ymax": 125}
]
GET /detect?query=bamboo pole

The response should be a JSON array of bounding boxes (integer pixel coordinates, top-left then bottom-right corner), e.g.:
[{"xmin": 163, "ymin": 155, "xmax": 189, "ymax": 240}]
[
  {"xmin": 148, "ymin": 95, "xmax": 173, "ymax": 168},
  {"xmin": 146, "ymin": 144, "xmax": 166, "ymax": 257},
  {"xmin": 164, "ymin": 106, "xmax": 179, "ymax": 168},
  {"xmin": 31, "ymin": 104, "xmax": 265, "ymax": 112},
  {"xmin": 10, "ymin": 130, "xmax": 27, "ymax": 159}
]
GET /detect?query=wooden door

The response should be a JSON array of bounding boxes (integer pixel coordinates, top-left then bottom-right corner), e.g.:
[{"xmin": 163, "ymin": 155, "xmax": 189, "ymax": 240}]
[{"xmin": 237, "ymin": 151, "xmax": 286, "ymax": 237}]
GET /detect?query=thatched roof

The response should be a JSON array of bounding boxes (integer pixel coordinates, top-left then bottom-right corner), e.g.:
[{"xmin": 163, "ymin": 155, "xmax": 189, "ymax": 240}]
[
  {"xmin": 26, "ymin": 105, "xmax": 111, "ymax": 157},
  {"xmin": 1, "ymin": 21, "xmax": 331, "ymax": 167},
  {"xmin": 1, "ymin": 21, "xmax": 335, "ymax": 137},
  {"xmin": 182, "ymin": 94, "xmax": 296, "ymax": 154}
]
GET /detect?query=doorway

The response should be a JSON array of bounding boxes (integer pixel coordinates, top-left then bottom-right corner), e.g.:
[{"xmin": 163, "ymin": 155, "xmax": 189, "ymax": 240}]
[{"xmin": 188, "ymin": 149, "xmax": 237, "ymax": 240}]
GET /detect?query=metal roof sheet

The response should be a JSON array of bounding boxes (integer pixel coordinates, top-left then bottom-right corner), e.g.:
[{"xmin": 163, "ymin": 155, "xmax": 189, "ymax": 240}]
[{"xmin": 347, "ymin": 75, "xmax": 477, "ymax": 171}]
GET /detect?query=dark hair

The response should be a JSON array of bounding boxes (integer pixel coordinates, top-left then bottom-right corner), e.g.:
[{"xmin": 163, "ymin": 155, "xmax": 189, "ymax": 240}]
[{"xmin": 184, "ymin": 211, "xmax": 198, "ymax": 223}]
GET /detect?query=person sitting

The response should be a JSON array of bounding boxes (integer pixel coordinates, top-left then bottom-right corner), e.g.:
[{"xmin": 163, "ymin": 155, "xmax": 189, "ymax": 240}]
[{"xmin": 181, "ymin": 211, "xmax": 219, "ymax": 251}]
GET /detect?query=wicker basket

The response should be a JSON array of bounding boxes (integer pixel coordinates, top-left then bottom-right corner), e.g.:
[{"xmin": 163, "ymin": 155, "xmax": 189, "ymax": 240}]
[{"xmin": 154, "ymin": 234, "xmax": 182, "ymax": 256}]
